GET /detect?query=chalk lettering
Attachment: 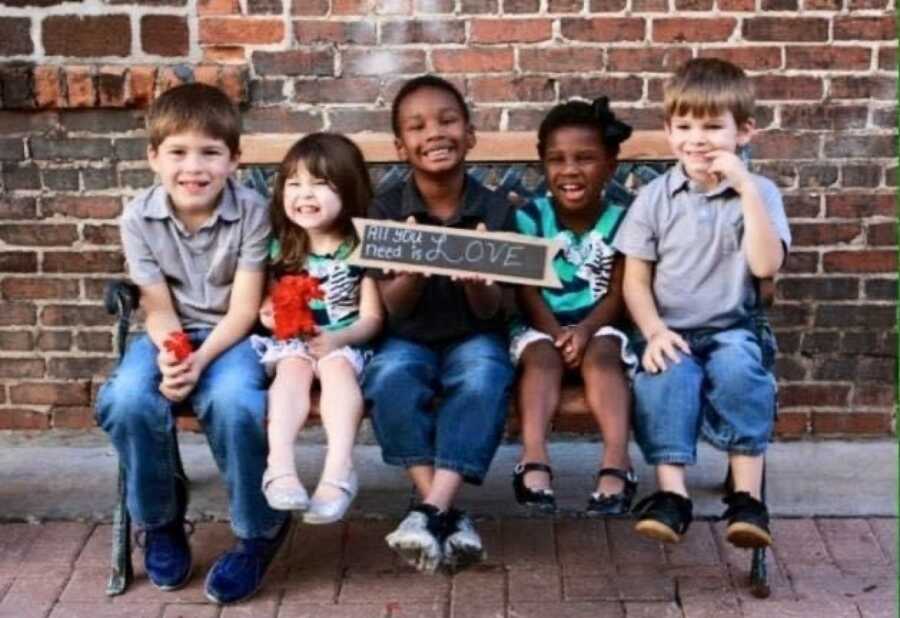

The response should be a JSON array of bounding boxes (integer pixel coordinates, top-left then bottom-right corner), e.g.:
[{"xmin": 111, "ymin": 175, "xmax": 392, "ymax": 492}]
[
  {"xmin": 424, "ymin": 234, "xmax": 463, "ymax": 264},
  {"xmin": 504, "ymin": 245, "xmax": 524, "ymax": 268},
  {"xmin": 464, "ymin": 240, "xmax": 484, "ymax": 262}
]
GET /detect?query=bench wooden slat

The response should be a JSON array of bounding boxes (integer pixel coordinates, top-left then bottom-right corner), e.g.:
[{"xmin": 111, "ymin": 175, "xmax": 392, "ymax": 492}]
[{"xmin": 239, "ymin": 131, "xmax": 672, "ymax": 165}]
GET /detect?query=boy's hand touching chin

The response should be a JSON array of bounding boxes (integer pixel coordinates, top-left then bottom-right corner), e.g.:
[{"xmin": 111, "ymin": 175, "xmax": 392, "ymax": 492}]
[{"xmin": 642, "ymin": 329, "xmax": 691, "ymax": 374}]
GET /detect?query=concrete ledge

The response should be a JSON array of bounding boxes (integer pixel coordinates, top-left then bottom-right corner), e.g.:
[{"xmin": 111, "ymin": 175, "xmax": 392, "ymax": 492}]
[{"xmin": 0, "ymin": 432, "xmax": 894, "ymax": 523}]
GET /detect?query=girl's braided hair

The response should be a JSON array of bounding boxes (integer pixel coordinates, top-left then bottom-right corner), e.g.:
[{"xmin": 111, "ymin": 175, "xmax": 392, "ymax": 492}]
[{"xmin": 536, "ymin": 96, "xmax": 633, "ymax": 159}]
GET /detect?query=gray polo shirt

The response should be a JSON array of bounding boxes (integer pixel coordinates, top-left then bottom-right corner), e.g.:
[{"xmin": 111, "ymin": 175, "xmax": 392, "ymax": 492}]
[
  {"xmin": 120, "ymin": 178, "xmax": 271, "ymax": 330},
  {"xmin": 614, "ymin": 165, "xmax": 791, "ymax": 331}
]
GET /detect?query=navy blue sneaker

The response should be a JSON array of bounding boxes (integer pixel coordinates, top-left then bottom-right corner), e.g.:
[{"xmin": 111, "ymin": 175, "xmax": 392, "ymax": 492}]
[
  {"xmin": 204, "ymin": 516, "xmax": 291, "ymax": 605},
  {"xmin": 142, "ymin": 477, "xmax": 191, "ymax": 591}
]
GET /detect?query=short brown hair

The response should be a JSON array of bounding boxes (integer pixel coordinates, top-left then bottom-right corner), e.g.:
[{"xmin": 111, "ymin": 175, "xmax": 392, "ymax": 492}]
[
  {"xmin": 664, "ymin": 58, "xmax": 755, "ymax": 126},
  {"xmin": 146, "ymin": 83, "xmax": 242, "ymax": 155}
]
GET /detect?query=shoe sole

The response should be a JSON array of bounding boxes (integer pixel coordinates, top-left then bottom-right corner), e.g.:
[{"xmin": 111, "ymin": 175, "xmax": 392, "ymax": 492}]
[
  {"xmin": 726, "ymin": 522, "xmax": 772, "ymax": 549},
  {"xmin": 386, "ymin": 537, "xmax": 441, "ymax": 573},
  {"xmin": 152, "ymin": 565, "xmax": 193, "ymax": 592},
  {"xmin": 634, "ymin": 519, "xmax": 681, "ymax": 544},
  {"xmin": 443, "ymin": 544, "xmax": 486, "ymax": 573}
]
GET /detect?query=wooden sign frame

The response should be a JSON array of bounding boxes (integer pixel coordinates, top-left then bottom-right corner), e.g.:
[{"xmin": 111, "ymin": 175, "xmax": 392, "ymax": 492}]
[{"xmin": 349, "ymin": 218, "xmax": 563, "ymax": 289}]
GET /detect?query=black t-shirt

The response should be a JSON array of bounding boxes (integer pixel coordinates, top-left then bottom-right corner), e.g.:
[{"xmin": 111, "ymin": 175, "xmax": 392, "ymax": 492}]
[{"xmin": 368, "ymin": 175, "xmax": 517, "ymax": 345}]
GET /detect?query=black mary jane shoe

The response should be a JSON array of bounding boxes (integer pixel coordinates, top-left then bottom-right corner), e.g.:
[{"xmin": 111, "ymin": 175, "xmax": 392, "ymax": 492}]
[
  {"xmin": 585, "ymin": 468, "xmax": 638, "ymax": 517},
  {"xmin": 512, "ymin": 462, "xmax": 557, "ymax": 513}
]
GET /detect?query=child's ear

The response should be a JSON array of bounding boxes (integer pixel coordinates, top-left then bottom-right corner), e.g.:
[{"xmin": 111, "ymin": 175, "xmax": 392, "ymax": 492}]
[
  {"xmin": 147, "ymin": 145, "xmax": 160, "ymax": 173},
  {"xmin": 229, "ymin": 149, "xmax": 241, "ymax": 173},
  {"xmin": 394, "ymin": 136, "xmax": 409, "ymax": 162},
  {"xmin": 736, "ymin": 118, "xmax": 756, "ymax": 146},
  {"xmin": 464, "ymin": 123, "xmax": 476, "ymax": 152}
]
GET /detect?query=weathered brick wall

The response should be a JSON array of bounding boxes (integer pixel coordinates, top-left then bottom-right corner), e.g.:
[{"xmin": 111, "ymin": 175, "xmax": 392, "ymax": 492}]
[{"xmin": 0, "ymin": 0, "xmax": 896, "ymax": 435}]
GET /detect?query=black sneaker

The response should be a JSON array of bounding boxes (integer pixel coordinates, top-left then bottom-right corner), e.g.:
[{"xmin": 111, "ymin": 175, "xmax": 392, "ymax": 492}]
[
  {"xmin": 204, "ymin": 516, "xmax": 291, "ymax": 604},
  {"xmin": 441, "ymin": 509, "xmax": 485, "ymax": 572},
  {"xmin": 142, "ymin": 476, "xmax": 191, "ymax": 591},
  {"xmin": 722, "ymin": 492, "xmax": 773, "ymax": 549},
  {"xmin": 385, "ymin": 503, "xmax": 445, "ymax": 574},
  {"xmin": 632, "ymin": 491, "xmax": 693, "ymax": 544}
]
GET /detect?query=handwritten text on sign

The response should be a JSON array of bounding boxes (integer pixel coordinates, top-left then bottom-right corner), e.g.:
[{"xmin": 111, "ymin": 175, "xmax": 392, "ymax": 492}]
[{"xmin": 348, "ymin": 218, "xmax": 562, "ymax": 288}]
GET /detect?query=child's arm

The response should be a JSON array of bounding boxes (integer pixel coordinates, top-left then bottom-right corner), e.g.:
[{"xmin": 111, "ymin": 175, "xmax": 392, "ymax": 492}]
[
  {"xmin": 139, "ymin": 281, "xmax": 193, "ymax": 401},
  {"xmin": 307, "ymin": 276, "xmax": 384, "ymax": 358},
  {"xmin": 455, "ymin": 221, "xmax": 503, "ymax": 319},
  {"xmin": 708, "ymin": 150, "xmax": 784, "ymax": 277},
  {"xmin": 517, "ymin": 286, "xmax": 563, "ymax": 338},
  {"xmin": 623, "ymin": 256, "xmax": 690, "ymax": 374},
  {"xmin": 163, "ymin": 268, "xmax": 265, "ymax": 401}
]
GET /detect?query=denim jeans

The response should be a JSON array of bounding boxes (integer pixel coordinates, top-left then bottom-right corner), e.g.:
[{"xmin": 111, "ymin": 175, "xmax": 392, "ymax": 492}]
[
  {"xmin": 96, "ymin": 330, "xmax": 287, "ymax": 538},
  {"xmin": 631, "ymin": 323, "xmax": 776, "ymax": 466},
  {"xmin": 363, "ymin": 334, "xmax": 513, "ymax": 485}
]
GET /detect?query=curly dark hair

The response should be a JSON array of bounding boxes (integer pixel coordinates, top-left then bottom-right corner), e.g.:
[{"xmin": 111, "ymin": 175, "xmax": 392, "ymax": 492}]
[{"xmin": 536, "ymin": 97, "xmax": 633, "ymax": 160}]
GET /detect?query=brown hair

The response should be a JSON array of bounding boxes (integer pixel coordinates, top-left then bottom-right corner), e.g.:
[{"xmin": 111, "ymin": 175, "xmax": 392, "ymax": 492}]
[
  {"xmin": 146, "ymin": 83, "xmax": 242, "ymax": 155},
  {"xmin": 270, "ymin": 133, "xmax": 373, "ymax": 275},
  {"xmin": 664, "ymin": 58, "xmax": 755, "ymax": 126}
]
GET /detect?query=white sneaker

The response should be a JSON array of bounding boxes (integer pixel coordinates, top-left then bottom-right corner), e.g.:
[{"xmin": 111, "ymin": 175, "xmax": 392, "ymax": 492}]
[
  {"xmin": 442, "ymin": 509, "xmax": 485, "ymax": 572},
  {"xmin": 385, "ymin": 505, "xmax": 444, "ymax": 574},
  {"xmin": 302, "ymin": 470, "xmax": 358, "ymax": 525},
  {"xmin": 261, "ymin": 469, "xmax": 309, "ymax": 511}
]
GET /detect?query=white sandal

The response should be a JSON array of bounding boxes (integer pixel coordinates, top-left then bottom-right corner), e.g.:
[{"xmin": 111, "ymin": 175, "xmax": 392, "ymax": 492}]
[
  {"xmin": 302, "ymin": 470, "xmax": 358, "ymax": 525},
  {"xmin": 262, "ymin": 468, "xmax": 309, "ymax": 512}
]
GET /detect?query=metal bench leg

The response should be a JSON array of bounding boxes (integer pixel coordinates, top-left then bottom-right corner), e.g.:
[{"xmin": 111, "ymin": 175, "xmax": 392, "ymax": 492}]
[
  {"xmin": 107, "ymin": 461, "xmax": 133, "ymax": 596},
  {"xmin": 750, "ymin": 460, "xmax": 770, "ymax": 598}
]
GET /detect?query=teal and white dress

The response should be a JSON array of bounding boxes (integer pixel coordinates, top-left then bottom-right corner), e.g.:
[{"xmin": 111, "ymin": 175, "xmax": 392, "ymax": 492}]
[
  {"xmin": 509, "ymin": 195, "xmax": 637, "ymax": 371},
  {"xmin": 251, "ymin": 239, "xmax": 370, "ymax": 376}
]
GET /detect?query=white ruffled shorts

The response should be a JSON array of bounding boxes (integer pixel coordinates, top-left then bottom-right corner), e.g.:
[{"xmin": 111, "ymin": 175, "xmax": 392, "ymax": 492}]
[
  {"xmin": 509, "ymin": 325, "xmax": 638, "ymax": 377},
  {"xmin": 249, "ymin": 335, "xmax": 368, "ymax": 378}
]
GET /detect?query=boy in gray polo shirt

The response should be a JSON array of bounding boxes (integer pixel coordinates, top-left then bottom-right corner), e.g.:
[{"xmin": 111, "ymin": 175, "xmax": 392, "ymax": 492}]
[
  {"xmin": 96, "ymin": 83, "xmax": 288, "ymax": 604},
  {"xmin": 614, "ymin": 59, "xmax": 791, "ymax": 549}
]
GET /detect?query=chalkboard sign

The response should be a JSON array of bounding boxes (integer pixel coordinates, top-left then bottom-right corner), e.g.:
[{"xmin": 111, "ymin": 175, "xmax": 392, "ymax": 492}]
[{"xmin": 349, "ymin": 218, "xmax": 563, "ymax": 289}]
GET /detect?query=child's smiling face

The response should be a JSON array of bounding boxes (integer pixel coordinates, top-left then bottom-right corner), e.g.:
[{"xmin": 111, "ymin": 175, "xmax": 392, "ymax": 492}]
[
  {"xmin": 543, "ymin": 125, "xmax": 616, "ymax": 219},
  {"xmin": 394, "ymin": 86, "xmax": 475, "ymax": 177},
  {"xmin": 665, "ymin": 109, "xmax": 753, "ymax": 184},
  {"xmin": 282, "ymin": 161, "xmax": 343, "ymax": 234}
]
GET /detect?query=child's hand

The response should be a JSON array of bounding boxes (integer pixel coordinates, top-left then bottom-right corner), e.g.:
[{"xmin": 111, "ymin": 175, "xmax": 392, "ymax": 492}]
[
  {"xmin": 306, "ymin": 329, "xmax": 340, "ymax": 359},
  {"xmin": 158, "ymin": 351, "xmax": 199, "ymax": 402},
  {"xmin": 642, "ymin": 329, "xmax": 691, "ymax": 374},
  {"xmin": 451, "ymin": 223, "xmax": 496, "ymax": 287},
  {"xmin": 555, "ymin": 325, "xmax": 590, "ymax": 369},
  {"xmin": 706, "ymin": 149, "xmax": 752, "ymax": 192},
  {"xmin": 259, "ymin": 296, "xmax": 274, "ymax": 331}
]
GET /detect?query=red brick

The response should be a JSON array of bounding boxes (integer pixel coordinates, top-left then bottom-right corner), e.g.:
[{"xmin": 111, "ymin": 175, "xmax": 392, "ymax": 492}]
[
  {"xmin": 433, "ymin": 48, "xmax": 514, "ymax": 73},
  {"xmin": 294, "ymin": 78, "xmax": 378, "ymax": 104},
  {"xmin": 416, "ymin": 0, "xmax": 455, "ymax": 12},
  {"xmin": 219, "ymin": 66, "xmax": 248, "ymax": 103},
  {"xmin": 199, "ymin": 0, "xmax": 240, "ymax": 13},
  {"xmin": 0, "ymin": 17, "xmax": 31, "ymax": 55},
  {"xmin": 520, "ymin": 48, "xmax": 605, "ymax": 73},
  {"xmin": 43, "ymin": 15, "xmax": 131, "ymax": 57},
  {"xmin": 0, "ymin": 253, "xmax": 36, "ymax": 275},
  {"xmin": 753, "ymin": 131, "xmax": 820, "ymax": 159},
  {"xmin": 381, "ymin": 19, "xmax": 465, "ymax": 43},
  {"xmin": 803, "ymin": 0, "xmax": 841, "ymax": 6},
  {"xmin": 776, "ymin": 277, "xmax": 858, "ymax": 301},
  {"xmin": 826, "ymin": 193, "xmax": 895, "ymax": 218},
  {"xmin": 41, "ymin": 196, "xmax": 122, "ymax": 219},
  {"xmin": 471, "ymin": 18, "xmax": 552, "ymax": 43},
  {"xmin": 504, "ymin": 0, "xmax": 540, "ymax": 11},
  {"xmin": 878, "ymin": 46, "xmax": 896, "ymax": 71},
  {"xmin": 823, "ymin": 250, "xmax": 896, "ymax": 273},
  {"xmin": 0, "ymin": 224, "xmax": 77, "ymax": 247},
  {"xmin": 652, "ymin": 18, "xmax": 735, "ymax": 43},
  {"xmin": 10, "ymin": 382, "xmax": 90, "ymax": 405},
  {"xmin": 818, "ymin": 519, "xmax": 893, "ymax": 565},
  {"xmin": 375, "ymin": 0, "xmax": 413, "ymax": 13},
  {"xmin": 632, "ymin": 0, "xmax": 667, "ymax": 9},
  {"xmin": 0, "ymin": 302, "xmax": 36, "ymax": 326},
  {"xmin": 607, "ymin": 47, "xmax": 692, "ymax": 72},
  {"xmin": 842, "ymin": 164, "xmax": 883, "ymax": 188},
  {"xmin": 43, "ymin": 251, "xmax": 125, "ymax": 274},
  {"xmin": 1, "ymin": 277, "xmax": 79, "ymax": 300},
  {"xmin": 203, "ymin": 46, "xmax": 247, "ymax": 64},
  {"xmin": 97, "ymin": 66, "xmax": 128, "ymax": 107},
  {"xmin": 753, "ymin": 75, "xmax": 823, "ymax": 101},
  {"xmin": 716, "ymin": 0, "xmax": 754, "ymax": 9},
  {"xmin": 697, "ymin": 47, "xmax": 781, "ymax": 70},
  {"xmin": 65, "ymin": 66, "xmax": 96, "ymax": 108},
  {"xmin": 815, "ymin": 303, "xmax": 895, "ymax": 329},
  {"xmin": 831, "ymin": 76, "xmax": 895, "ymax": 101},
  {"xmin": 332, "ymin": 0, "xmax": 374, "ymax": 14},
  {"xmin": 0, "ymin": 330, "xmax": 32, "ymax": 351},
  {"xmin": 549, "ymin": 0, "xmax": 585, "ymax": 10},
  {"xmin": 761, "ymin": 0, "xmax": 796, "ymax": 8},
  {"xmin": 774, "ymin": 411, "xmax": 810, "ymax": 437},
  {"xmin": 252, "ymin": 49, "xmax": 334, "ymax": 76},
  {"xmin": 33, "ymin": 65, "xmax": 62, "ymax": 109},
  {"xmin": 36, "ymin": 330, "xmax": 73, "ymax": 351},
  {"xmin": 785, "ymin": 46, "xmax": 871, "ymax": 71},
  {"xmin": 469, "ymin": 76, "xmax": 555, "ymax": 102},
  {"xmin": 41, "ymin": 304, "xmax": 114, "ymax": 327},
  {"xmin": 797, "ymin": 164, "xmax": 837, "ymax": 189},
  {"xmin": 789, "ymin": 222, "xmax": 862, "ymax": 247},
  {"xmin": 509, "ymin": 567, "xmax": 562, "ymax": 602},
  {"xmin": 868, "ymin": 222, "xmax": 896, "ymax": 247},
  {"xmin": 743, "ymin": 17, "xmax": 828, "ymax": 42},
  {"xmin": 852, "ymin": 385, "xmax": 896, "ymax": 408},
  {"xmin": 780, "ymin": 384, "xmax": 850, "ymax": 408},
  {"xmin": 128, "ymin": 66, "xmax": 157, "ymax": 107},
  {"xmin": 675, "ymin": 0, "xmax": 713, "ymax": 9},
  {"xmin": 48, "ymin": 357, "xmax": 115, "ymax": 379},
  {"xmin": 558, "ymin": 76, "xmax": 643, "ymax": 101},
  {"xmin": 0, "ymin": 358, "xmax": 45, "ymax": 379},
  {"xmin": 76, "ymin": 331, "xmax": 112, "ymax": 352},
  {"xmin": 243, "ymin": 107, "xmax": 322, "ymax": 132},
  {"xmin": 561, "ymin": 18, "xmax": 645, "ymax": 42},
  {"xmin": 141, "ymin": 15, "xmax": 189, "ymax": 56},
  {"xmin": 343, "ymin": 49, "xmax": 426, "ymax": 75},
  {"xmin": 292, "ymin": 20, "xmax": 376, "ymax": 44},
  {"xmin": 52, "ymin": 406, "xmax": 97, "ymax": 428},
  {"xmin": 0, "ymin": 409, "xmax": 50, "ymax": 430},
  {"xmin": 780, "ymin": 105, "xmax": 867, "ymax": 131},
  {"xmin": 199, "ymin": 18, "xmax": 285, "ymax": 45},
  {"xmin": 834, "ymin": 16, "xmax": 896, "ymax": 41}
]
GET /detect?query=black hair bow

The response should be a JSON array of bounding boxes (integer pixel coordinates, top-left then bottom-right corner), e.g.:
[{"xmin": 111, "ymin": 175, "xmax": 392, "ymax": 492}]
[{"xmin": 592, "ymin": 96, "xmax": 633, "ymax": 146}]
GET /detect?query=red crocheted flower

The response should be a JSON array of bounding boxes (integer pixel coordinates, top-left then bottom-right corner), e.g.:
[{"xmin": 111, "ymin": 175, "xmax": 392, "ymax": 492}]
[
  {"xmin": 164, "ymin": 331, "xmax": 193, "ymax": 362},
  {"xmin": 271, "ymin": 274, "xmax": 324, "ymax": 341}
]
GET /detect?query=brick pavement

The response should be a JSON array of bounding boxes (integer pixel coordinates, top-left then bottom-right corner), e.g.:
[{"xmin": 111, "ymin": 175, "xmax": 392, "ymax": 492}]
[{"xmin": 0, "ymin": 518, "xmax": 894, "ymax": 618}]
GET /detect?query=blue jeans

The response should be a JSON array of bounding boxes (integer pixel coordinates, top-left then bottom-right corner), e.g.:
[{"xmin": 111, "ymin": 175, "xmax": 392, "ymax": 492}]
[
  {"xmin": 96, "ymin": 330, "xmax": 287, "ymax": 538},
  {"xmin": 631, "ymin": 323, "xmax": 776, "ymax": 465},
  {"xmin": 363, "ymin": 334, "xmax": 513, "ymax": 485}
]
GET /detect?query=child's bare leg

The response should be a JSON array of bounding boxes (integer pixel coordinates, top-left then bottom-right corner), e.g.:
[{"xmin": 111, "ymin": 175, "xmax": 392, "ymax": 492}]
[
  {"xmin": 657, "ymin": 464, "xmax": 688, "ymax": 497},
  {"xmin": 517, "ymin": 341, "xmax": 563, "ymax": 490},
  {"xmin": 424, "ymin": 469, "xmax": 464, "ymax": 511},
  {"xmin": 267, "ymin": 357, "xmax": 315, "ymax": 490},
  {"xmin": 728, "ymin": 454, "xmax": 764, "ymax": 500},
  {"xmin": 582, "ymin": 336, "xmax": 632, "ymax": 495},
  {"xmin": 314, "ymin": 356, "xmax": 364, "ymax": 501},
  {"xmin": 409, "ymin": 465, "xmax": 435, "ymax": 499}
]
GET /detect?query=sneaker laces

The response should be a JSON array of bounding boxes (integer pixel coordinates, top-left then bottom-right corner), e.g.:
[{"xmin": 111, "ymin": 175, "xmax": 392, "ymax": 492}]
[{"xmin": 135, "ymin": 520, "xmax": 194, "ymax": 549}]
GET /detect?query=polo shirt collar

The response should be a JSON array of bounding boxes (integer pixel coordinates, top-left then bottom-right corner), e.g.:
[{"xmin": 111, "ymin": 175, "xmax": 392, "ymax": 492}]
[
  {"xmin": 399, "ymin": 174, "xmax": 485, "ymax": 225},
  {"xmin": 142, "ymin": 178, "xmax": 241, "ymax": 224},
  {"xmin": 668, "ymin": 164, "xmax": 736, "ymax": 199}
]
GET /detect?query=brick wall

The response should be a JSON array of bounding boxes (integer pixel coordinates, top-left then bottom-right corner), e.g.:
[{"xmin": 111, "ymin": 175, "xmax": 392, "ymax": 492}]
[{"xmin": 0, "ymin": 0, "xmax": 896, "ymax": 435}]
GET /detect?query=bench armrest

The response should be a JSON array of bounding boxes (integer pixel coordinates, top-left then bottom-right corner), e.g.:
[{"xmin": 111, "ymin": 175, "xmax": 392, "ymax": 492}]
[{"xmin": 103, "ymin": 280, "xmax": 140, "ymax": 359}]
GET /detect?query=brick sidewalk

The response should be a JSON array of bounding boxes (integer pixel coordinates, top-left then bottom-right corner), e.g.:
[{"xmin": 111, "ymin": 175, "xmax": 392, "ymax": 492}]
[{"xmin": 0, "ymin": 518, "xmax": 894, "ymax": 618}]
